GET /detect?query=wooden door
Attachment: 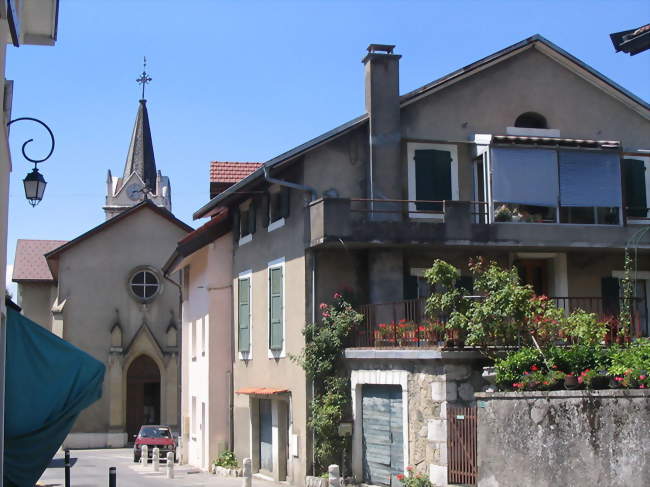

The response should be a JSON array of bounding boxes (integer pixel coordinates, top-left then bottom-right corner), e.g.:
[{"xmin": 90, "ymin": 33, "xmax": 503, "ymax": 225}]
[
  {"xmin": 515, "ymin": 259, "xmax": 549, "ymax": 296},
  {"xmin": 362, "ymin": 385, "xmax": 403, "ymax": 486},
  {"xmin": 126, "ymin": 355, "xmax": 160, "ymax": 440}
]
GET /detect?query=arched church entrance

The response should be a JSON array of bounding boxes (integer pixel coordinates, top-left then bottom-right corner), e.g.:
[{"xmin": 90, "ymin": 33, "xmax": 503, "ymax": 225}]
[{"xmin": 126, "ymin": 355, "xmax": 161, "ymax": 440}]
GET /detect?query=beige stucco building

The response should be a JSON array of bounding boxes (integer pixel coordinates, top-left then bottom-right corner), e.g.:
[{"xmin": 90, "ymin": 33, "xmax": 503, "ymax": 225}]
[
  {"xmin": 13, "ymin": 95, "xmax": 192, "ymax": 448},
  {"xmin": 187, "ymin": 36, "xmax": 649, "ymax": 486}
]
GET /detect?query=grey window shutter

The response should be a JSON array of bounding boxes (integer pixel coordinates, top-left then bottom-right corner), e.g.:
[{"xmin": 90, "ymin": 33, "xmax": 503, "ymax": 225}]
[
  {"xmin": 281, "ymin": 187, "xmax": 290, "ymax": 218},
  {"xmin": 269, "ymin": 267, "xmax": 283, "ymax": 351},
  {"xmin": 414, "ymin": 149, "xmax": 451, "ymax": 211},
  {"xmin": 261, "ymin": 192, "xmax": 270, "ymax": 228},
  {"xmin": 623, "ymin": 159, "xmax": 647, "ymax": 217},
  {"xmin": 232, "ymin": 208, "xmax": 240, "ymax": 242},
  {"xmin": 249, "ymin": 201, "xmax": 257, "ymax": 234},
  {"xmin": 238, "ymin": 278, "xmax": 250, "ymax": 352}
]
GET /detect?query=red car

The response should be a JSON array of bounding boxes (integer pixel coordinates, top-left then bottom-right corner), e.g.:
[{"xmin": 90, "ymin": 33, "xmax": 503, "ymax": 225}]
[{"xmin": 133, "ymin": 425, "xmax": 176, "ymax": 463}]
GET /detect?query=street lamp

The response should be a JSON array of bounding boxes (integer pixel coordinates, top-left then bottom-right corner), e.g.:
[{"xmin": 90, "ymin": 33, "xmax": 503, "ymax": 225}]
[{"xmin": 6, "ymin": 117, "xmax": 55, "ymax": 207}]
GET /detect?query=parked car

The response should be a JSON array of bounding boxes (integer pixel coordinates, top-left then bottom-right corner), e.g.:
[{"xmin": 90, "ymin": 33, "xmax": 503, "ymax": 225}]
[{"xmin": 133, "ymin": 425, "xmax": 176, "ymax": 463}]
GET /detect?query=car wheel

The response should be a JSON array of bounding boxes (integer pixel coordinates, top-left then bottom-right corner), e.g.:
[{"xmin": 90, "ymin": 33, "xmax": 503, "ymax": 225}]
[{"xmin": 134, "ymin": 453, "xmax": 140, "ymax": 463}]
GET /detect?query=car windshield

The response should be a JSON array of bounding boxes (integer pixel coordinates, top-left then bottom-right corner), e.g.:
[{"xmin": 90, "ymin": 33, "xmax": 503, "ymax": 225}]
[{"xmin": 139, "ymin": 426, "xmax": 171, "ymax": 438}]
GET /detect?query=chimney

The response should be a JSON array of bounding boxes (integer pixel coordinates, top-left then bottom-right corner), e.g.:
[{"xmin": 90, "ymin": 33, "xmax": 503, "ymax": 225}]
[{"xmin": 363, "ymin": 44, "xmax": 402, "ymax": 219}]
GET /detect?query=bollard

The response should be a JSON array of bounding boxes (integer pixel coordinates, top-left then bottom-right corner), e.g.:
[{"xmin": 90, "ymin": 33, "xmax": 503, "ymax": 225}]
[
  {"xmin": 242, "ymin": 458, "xmax": 252, "ymax": 487},
  {"xmin": 109, "ymin": 466, "xmax": 116, "ymax": 487},
  {"xmin": 328, "ymin": 464, "xmax": 340, "ymax": 487},
  {"xmin": 64, "ymin": 449, "xmax": 71, "ymax": 487},
  {"xmin": 141, "ymin": 445, "xmax": 148, "ymax": 465},
  {"xmin": 152, "ymin": 447, "xmax": 160, "ymax": 472},
  {"xmin": 166, "ymin": 452, "xmax": 175, "ymax": 479}
]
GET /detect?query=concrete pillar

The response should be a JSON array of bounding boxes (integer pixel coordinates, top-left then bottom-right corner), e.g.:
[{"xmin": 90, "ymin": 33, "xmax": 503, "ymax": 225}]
[
  {"xmin": 152, "ymin": 447, "xmax": 159, "ymax": 471},
  {"xmin": 242, "ymin": 458, "xmax": 252, "ymax": 487},
  {"xmin": 141, "ymin": 445, "xmax": 148, "ymax": 465},
  {"xmin": 368, "ymin": 249, "xmax": 404, "ymax": 304},
  {"xmin": 363, "ymin": 44, "xmax": 402, "ymax": 220},
  {"xmin": 166, "ymin": 452, "xmax": 175, "ymax": 478},
  {"xmin": 328, "ymin": 464, "xmax": 340, "ymax": 487}
]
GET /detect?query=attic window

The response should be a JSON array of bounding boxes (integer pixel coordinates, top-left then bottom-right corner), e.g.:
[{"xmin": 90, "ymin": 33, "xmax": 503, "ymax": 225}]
[{"xmin": 514, "ymin": 112, "xmax": 548, "ymax": 129}]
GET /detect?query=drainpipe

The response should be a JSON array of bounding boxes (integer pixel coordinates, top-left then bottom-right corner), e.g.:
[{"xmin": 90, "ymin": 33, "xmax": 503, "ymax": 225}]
[
  {"xmin": 164, "ymin": 272, "xmax": 183, "ymax": 450},
  {"xmin": 263, "ymin": 166, "xmax": 318, "ymax": 201}
]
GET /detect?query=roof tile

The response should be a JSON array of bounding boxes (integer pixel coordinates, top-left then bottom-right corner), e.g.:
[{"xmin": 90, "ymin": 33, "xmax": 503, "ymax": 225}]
[
  {"xmin": 13, "ymin": 239, "xmax": 67, "ymax": 281},
  {"xmin": 210, "ymin": 161, "xmax": 261, "ymax": 183}
]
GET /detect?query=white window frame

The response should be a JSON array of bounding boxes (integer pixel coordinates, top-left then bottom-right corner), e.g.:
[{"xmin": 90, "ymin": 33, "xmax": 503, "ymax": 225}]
[
  {"xmin": 407, "ymin": 142, "xmax": 459, "ymax": 220},
  {"xmin": 238, "ymin": 269, "xmax": 253, "ymax": 361},
  {"xmin": 625, "ymin": 155, "xmax": 650, "ymax": 225},
  {"xmin": 239, "ymin": 200, "xmax": 253, "ymax": 246},
  {"xmin": 267, "ymin": 184, "xmax": 286, "ymax": 232},
  {"xmin": 267, "ymin": 257, "xmax": 286, "ymax": 359}
]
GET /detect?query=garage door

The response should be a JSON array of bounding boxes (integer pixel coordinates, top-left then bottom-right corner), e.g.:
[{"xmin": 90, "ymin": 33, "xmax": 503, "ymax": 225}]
[{"xmin": 362, "ymin": 385, "xmax": 404, "ymax": 486}]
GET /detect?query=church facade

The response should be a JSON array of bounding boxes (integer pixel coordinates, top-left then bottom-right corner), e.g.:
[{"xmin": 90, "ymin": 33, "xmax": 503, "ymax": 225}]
[{"xmin": 13, "ymin": 95, "xmax": 191, "ymax": 448}]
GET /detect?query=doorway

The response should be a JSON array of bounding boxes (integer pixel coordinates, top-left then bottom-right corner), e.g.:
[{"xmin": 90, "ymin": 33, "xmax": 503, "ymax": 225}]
[
  {"xmin": 126, "ymin": 355, "xmax": 161, "ymax": 440},
  {"xmin": 515, "ymin": 259, "xmax": 549, "ymax": 296},
  {"xmin": 259, "ymin": 399, "xmax": 273, "ymax": 473}
]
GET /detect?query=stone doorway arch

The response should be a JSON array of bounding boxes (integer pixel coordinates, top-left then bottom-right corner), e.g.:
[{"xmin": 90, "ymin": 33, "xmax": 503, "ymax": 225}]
[{"xmin": 126, "ymin": 355, "xmax": 161, "ymax": 440}]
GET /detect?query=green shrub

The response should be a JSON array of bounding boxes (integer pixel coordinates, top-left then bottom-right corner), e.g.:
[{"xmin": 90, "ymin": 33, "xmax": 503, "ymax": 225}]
[
  {"xmin": 565, "ymin": 309, "xmax": 608, "ymax": 345},
  {"xmin": 608, "ymin": 338, "xmax": 650, "ymax": 376},
  {"xmin": 213, "ymin": 450, "xmax": 238, "ymax": 468},
  {"xmin": 546, "ymin": 344, "xmax": 609, "ymax": 374},
  {"xmin": 494, "ymin": 347, "xmax": 544, "ymax": 388}
]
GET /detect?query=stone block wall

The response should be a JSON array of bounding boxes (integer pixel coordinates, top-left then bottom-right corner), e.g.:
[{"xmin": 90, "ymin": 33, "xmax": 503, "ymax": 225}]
[{"xmin": 475, "ymin": 390, "xmax": 650, "ymax": 487}]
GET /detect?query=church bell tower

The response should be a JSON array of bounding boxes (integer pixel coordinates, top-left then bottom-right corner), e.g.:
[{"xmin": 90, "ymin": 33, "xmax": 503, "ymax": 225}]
[{"xmin": 103, "ymin": 59, "xmax": 172, "ymax": 220}]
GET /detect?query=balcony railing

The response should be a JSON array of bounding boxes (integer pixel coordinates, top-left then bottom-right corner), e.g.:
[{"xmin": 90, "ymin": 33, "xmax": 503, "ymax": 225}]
[{"xmin": 349, "ymin": 296, "xmax": 648, "ymax": 348}]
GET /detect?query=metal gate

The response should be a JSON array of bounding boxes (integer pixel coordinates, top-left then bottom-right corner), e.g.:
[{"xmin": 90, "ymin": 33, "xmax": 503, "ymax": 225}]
[{"xmin": 447, "ymin": 406, "xmax": 477, "ymax": 485}]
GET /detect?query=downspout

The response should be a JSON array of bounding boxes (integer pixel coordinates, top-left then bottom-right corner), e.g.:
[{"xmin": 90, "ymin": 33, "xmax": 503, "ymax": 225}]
[
  {"xmin": 263, "ymin": 166, "xmax": 318, "ymax": 201},
  {"xmin": 164, "ymin": 271, "xmax": 183, "ymax": 454}
]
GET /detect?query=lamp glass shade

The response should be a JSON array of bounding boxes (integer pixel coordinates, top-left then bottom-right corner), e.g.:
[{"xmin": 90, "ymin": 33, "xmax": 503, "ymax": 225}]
[{"xmin": 23, "ymin": 168, "xmax": 47, "ymax": 206}]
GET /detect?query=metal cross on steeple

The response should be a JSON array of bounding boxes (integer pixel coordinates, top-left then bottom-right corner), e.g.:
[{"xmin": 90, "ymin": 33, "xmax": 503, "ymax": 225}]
[{"xmin": 136, "ymin": 57, "xmax": 152, "ymax": 100}]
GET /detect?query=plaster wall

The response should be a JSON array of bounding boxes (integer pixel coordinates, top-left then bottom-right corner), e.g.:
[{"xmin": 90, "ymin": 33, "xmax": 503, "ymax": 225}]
[
  {"xmin": 54, "ymin": 208, "xmax": 187, "ymax": 439},
  {"xmin": 475, "ymin": 390, "xmax": 650, "ymax": 487},
  {"xmin": 402, "ymin": 47, "xmax": 650, "ymax": 150},
  {"xmin": 182, "ymin": 235, "xmax": 233, "ymax": 470},
  {"xmin": 232, "ymin": 177, "xmax": 308, "ymax": 484},
  {"xmin": 567, "ymin": 251, "xmax": 650, "ymax": 296},
  {"xmin": 16, "ymin": 282, "xmax": 56, "ymax": 330}
]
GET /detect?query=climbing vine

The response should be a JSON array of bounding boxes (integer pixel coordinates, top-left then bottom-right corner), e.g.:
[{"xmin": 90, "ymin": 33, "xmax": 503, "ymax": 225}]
[
  {"xmin": 619, "ymin": 249, "xmax": 634, "ymax": 340},
  {"xmin": 292, "ymin": 292, "xmax": 363, "ymax": 473}
]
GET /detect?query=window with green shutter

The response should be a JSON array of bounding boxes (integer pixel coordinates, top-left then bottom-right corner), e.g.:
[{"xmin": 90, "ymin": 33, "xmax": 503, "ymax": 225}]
[
  {"xmin": 269, "ymin": 266, "xmax": 283, "ymax": 351},
  {"xmin": 623, "ymin": 159, "xmax": 647, "ymax": 218},
  {"xmin": 238, "ymin": 278, "xmax": 251, "ymax": 353},
  {"xmin": 414, "ymin": 149, "xmax": 452, "ymax": 211}
]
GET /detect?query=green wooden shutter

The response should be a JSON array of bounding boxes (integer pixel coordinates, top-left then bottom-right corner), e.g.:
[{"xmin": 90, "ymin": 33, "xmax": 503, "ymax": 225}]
[
  {"xmin": 238, "ymin": 278, "xmax": 250, "ymax": 352},
  {"xmin": 623, "ymin": 159, "xmax": 647, "ymax": 217},
  {"xmin": 281, "ymin": 187, "xmax": 290, "ymax": 218},
  {"xmin": 269, "ymin": 267, "xmax": 283, "ymax": 351},
  {"xmin": 414, "ymin": 149, "xmax": 452, "ymax": 211},
  {"xmin": 261, "ymin": 192, "xmax": 270, "ymax": 228},
  {"xmin": 249, "ymin": 201, "xmax": 257, "ymax": 234}
]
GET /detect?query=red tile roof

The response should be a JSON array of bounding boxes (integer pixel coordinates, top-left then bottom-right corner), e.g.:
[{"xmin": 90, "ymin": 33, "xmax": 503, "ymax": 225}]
[
  {"xmin": 177, "ymin": 208, "xmax": 228, "ymax": 245},
  {"xmin": 210, "ymin": 161, "xmax": 262, "ymax": 184},
  {"xmin": 12, "ymin": 239, "xmax": 67, "ymax": 282}
]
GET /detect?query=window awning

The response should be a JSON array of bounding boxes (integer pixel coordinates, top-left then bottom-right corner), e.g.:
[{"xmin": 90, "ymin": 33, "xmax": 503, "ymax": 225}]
[{"xmin": 235, "ymin": 387, "xmax": 289, "ymax": 395}]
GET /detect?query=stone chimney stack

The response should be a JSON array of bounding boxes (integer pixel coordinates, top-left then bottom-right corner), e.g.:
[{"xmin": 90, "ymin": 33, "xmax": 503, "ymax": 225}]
[{"xmin": 363, "ymin": 44, "xmax": 402, "ymax": 218}]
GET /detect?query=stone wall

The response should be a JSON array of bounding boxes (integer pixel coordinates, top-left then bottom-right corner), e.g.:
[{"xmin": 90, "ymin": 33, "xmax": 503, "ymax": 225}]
[{"xmin": 475, "ymin": 390, "xmax": 650, "ymax": 487}]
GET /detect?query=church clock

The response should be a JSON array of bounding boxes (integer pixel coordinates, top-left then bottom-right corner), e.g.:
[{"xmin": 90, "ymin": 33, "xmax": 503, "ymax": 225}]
[{"xmin": 126, "ymin": 183, "xmax": 143, "ymax": 201}]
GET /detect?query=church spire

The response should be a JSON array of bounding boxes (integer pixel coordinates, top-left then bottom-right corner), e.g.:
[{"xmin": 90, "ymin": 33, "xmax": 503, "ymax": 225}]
[{"xmin": 122, "ymin": 58, "xmax": 156, "ymax": 189}]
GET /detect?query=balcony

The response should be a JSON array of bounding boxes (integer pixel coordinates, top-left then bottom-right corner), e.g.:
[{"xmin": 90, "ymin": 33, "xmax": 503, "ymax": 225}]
[
  {"xmin": 307, "ymin": 198, "xmax": 650, "ymax": 249},
  {"xmin": 348, "ymin": 296, "xmax": 648, "ymax": 349}
]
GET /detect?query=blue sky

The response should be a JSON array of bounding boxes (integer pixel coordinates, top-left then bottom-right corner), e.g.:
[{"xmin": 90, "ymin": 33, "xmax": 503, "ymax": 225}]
[{"xmin": 5, "ymin": 0, "xmax": 650, "ymax": 292}]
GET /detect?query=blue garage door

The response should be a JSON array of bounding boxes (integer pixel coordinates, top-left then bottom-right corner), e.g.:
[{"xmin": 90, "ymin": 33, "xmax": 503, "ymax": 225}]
[{"xmin": 362, "ymin": 385, "xmax": 404, "ymax": 486}]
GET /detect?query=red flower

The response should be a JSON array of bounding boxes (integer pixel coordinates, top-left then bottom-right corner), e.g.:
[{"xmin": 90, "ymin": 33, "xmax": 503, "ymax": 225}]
[
  {"xmin": 523, "ymin": 371, "xmax": 529, "ymax": 375},
  {"xmin": 640, "ymin": 375, "xmax": 647, "ymax": 380},
  {"xmin": 322, "ymin": 312, "xmax": 330, "ymax": 318},
  {"xmin": 396, "ymin": 474, "xmax": 405, "ymax": 481},
  {"xmin": 530, "ymin": 365, "xmax": 539, "ymax": 371},
  {"xmin": 551, "ymin": 365, "xmax": 557, "ymax": 369},
  {"xmin": 615, "ymin": 377, "xmax": 623, "ymax": 382},
  {"xmin": 578, "ymin": 377, "xmax": 584, "ymax": 384},
  {"xmin": 641, "ymin": 385, "xmax": 646, "ymax": 389},
  {"xmin": 319, "ymin": 303, "xmax": 328, "ymax": 310},
  {"xmin": 333, "ymin": 292, "xmax": 342, "ymax": 299},
  {"xmin": 406, "ymin": 466, "xmax": 414, "ymax": 472}
]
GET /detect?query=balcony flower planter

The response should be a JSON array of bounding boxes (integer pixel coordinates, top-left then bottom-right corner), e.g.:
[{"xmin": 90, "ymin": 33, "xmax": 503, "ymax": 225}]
[{"xmin": 564, "ymin": 375, "xmax": 581, "ymax": 390}]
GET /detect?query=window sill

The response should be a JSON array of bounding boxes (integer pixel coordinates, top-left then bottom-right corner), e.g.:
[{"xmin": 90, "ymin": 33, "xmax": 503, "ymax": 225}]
[
  {"xmin": 238, "ymin": 351, "xmax": 251, "ymax": 361},
  {"xmin": 267, "ymin": 218, "xmax": 285, "ymax": 232},
  {"xmin": 268, "ymin": 348, "xmax": 286, "ymax": 359},
  {"xmin": 238, "ymin": 234, "xmax": 253, "ymax": 246}
]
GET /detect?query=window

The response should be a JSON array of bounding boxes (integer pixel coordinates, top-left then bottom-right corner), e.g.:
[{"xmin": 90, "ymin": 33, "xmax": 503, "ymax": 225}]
[
  {"xmin": 191, "ymin": 320, "xmax": 197, "ymax": 360},
  {"xmin": 407, "ymin": 143, "xmax": 459, "ymax": 218},
  {"xmin": 201, "ymin": 316, "xmax": 206, "ymax": 356},
  {"xmin": 238, "ymin": 272, "xmax": 252, "ymax": 357},
  {"xmin": 128, "ymin": 268, "xmax": 161, "ymax": 302},
  {"xmin": 191, "ymin": 396, "xmax": 197, "ymax": 437},
  {"xmin": 514, "ymin": 112, "xmax": 547, "ymax": 129},
  {"xmin": 236, "ymin": 200, "xmax": 256, "ymax": 245},
  {"xmin": 268, "ymin": 259, "xmax": 285, "ymax": 356},
  {"xmin": 267, "ymin": 186, "xmax": 290, "ymax": 232}
]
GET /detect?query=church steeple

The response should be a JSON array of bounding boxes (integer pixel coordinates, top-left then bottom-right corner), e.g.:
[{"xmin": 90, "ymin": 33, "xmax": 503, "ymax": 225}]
[
  {"xmin": 103, "ymin": 58, "xmax": 172, "ymax": 220},
  {"xmin": 122, "ymin": 99, "xmax": 157, "ymax": 190}
]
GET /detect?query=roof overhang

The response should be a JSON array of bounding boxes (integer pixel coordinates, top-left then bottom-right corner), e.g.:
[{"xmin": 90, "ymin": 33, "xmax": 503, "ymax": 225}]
[
  {"xmin": 7, "ymin": 0, "xmax": 59, "ymax": 47},
  {"xmin": 235, "ymin": 387, "xmax": 289, "ymax": 396},
  {"xmin": 611, "ymin": 25, "xmax": 650, "ymax": 56}
]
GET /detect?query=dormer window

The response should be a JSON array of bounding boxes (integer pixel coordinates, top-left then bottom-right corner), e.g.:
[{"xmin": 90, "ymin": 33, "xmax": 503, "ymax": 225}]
[
  {"xmin": 514, "ymin": 112, "xmax": 548, "ymax": 129},
  {"xmin": 267, "ymin": 185, "xmax": 290, "ymax": 232},
  {"xmin": 237, "ymin": 200, "xmax": 256, "ymax": 246}
]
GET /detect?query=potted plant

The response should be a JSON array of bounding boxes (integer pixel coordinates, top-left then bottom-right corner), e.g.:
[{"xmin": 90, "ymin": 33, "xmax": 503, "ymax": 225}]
[
  {"xmin": 564, "ymin": 372, "xmax": 581, "ymax": 390},
  {"xmin": 494, "ymin": 204, "xmax": 512, "ymax": 222}
]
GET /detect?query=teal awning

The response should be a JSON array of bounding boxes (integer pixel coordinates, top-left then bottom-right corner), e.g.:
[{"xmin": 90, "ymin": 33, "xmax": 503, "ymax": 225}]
[{"xmin": 3, "ymin": 307, "xmax": 105, "ymax": 487}]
